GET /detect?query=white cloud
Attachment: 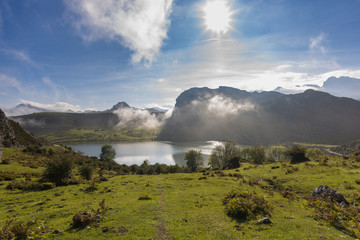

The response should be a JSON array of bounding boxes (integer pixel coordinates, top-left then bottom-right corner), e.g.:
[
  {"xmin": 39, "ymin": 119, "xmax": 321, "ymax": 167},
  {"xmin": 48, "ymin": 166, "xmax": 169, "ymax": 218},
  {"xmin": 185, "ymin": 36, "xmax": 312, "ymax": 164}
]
[
  {"xmin": 0, "ymin": 74, "xmax": 22, "ymax": 91},
  {"xmin": 309, "ymin": 33, "xmax": 326, "ymax": 53},
  {"xmin": 64, "ymin": 0, "xmax": 173, "ymax": 65},
  {"xmin": 0, "ymin": 48, "xmax": 37, "ymax": 65},
  {"xmin": 19, "ymin": 99, "xmax": 82, "ymax": 112}
]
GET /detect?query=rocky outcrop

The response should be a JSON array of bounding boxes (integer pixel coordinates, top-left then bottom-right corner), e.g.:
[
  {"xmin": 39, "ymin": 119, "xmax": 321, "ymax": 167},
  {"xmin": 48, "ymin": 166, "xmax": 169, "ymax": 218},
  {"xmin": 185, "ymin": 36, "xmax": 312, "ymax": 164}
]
[
  {"xmin": 311, "ymin": 185, "xmax": 349, "ymax": 207},
  {"xmin": 0, "ymin": 108, "xmax": 44, "ymax": 147}
]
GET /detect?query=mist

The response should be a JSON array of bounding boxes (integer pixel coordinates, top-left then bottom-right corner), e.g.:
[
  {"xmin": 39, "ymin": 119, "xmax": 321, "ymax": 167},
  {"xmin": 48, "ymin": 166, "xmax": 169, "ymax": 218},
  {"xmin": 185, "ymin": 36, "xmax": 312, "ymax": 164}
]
[{"xmin": 113, "ymin": 108, "xmax": 172, "ymax": 129}]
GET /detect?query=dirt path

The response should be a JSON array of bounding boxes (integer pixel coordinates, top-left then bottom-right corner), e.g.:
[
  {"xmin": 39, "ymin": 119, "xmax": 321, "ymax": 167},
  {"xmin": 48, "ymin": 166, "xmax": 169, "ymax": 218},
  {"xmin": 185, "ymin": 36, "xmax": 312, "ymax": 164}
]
[{"xmin": 156, "ymin": 185, "xmax": 173, "ymax": 240}]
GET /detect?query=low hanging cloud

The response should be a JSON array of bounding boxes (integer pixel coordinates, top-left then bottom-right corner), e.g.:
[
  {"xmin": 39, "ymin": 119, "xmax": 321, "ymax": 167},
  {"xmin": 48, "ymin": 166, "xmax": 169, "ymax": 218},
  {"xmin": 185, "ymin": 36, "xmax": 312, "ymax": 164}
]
[
  {"xmin": 114, "ymin": 108, "xmax": 169, "ymax": 128},
  {"xmin": 191, "ymin": 95, "xmax": 256, "ymax": 118},
  {"xmin": 64, "ymin": 0, "xmax": 173, "ymax": 65}
]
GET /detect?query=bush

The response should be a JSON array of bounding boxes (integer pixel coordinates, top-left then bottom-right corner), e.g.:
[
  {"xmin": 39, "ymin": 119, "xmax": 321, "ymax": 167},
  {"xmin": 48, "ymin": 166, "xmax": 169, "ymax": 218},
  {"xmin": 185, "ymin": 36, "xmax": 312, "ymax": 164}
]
[
  {"xmin": 40, "ymin": 182, "xmax": 55, "ymax": 190},
  {"xmin": 138, "ymin": 195, "xmax": 151, "ymax": 200},
  {"xmin": 308, "ymin": 197, "xmax": 360, "ymax": 237},
  {"xmin": 0, "ymin": 171, "xmax": 17, "ymax": 181},
  {"xmin": 6, "ymin": 180, "xmax": 40, "ymax": 191},
  {"xmin": 79, "ymin": 165, "xmax": 93, "ymax": 180},
  {"xmin": 72, "ymin": 212, "xmax": 100, "ymax": 228},
  {"xmin": 43, "ymin": 157, "xmax": 73, "ymax": 186},
  {"xmin": 222, "ymin": 191, "xmax": 271, "ymax": 220},
  {"xmin": 285, "ymin": 146, "xmax": 309, "ymax": 164}
]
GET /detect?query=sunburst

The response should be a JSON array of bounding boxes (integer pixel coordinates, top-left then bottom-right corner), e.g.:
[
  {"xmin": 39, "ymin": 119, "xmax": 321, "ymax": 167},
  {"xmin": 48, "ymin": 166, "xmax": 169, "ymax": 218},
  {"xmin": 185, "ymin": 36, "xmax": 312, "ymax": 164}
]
[{"xmin": 202, "ymin": 0, "xmax": 233, "ymax": 36}]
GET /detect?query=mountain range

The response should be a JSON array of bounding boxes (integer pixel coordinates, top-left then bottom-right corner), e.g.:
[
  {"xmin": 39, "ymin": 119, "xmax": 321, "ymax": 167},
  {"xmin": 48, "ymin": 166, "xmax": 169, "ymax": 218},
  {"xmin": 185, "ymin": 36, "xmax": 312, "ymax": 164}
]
[
  {"xmin": 158, "ymin": 86, "xmax": 360, "ymax": 145},
  {"xmin": 275, "ymin": 76, "xmax": 360, "ymax": 100}
]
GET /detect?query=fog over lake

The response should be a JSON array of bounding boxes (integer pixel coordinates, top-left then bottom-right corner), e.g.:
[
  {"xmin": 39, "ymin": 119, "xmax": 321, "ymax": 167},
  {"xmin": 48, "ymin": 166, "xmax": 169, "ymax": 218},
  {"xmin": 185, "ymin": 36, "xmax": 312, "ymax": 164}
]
[{"xmin": 69, "ymin": 141, "xmax": 221, "ymax": 166}]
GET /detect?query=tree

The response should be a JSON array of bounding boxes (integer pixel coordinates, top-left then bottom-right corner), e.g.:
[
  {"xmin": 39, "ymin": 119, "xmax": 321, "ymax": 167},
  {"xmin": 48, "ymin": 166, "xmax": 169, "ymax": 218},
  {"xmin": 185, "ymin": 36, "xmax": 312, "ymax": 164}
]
[
  {"xmin": 266, "ymin": 146, "xmax": 286, "ymax": 162},
  {"xmin": 285, "ymin": 145, "xmax": 309, "ymax": 164},
  {"xmin": 43, "ymin": 156, "xmax": 73, "ymax": 186},
  {"xmin": 208, "ymin": 141, "xmax": 240, "ymax": 169},
  {"xmin": 185, "ymin": 149, "xmax": 204, "ymax": 172},
  {"xmin": 100, "ymin": 145, "xmax": 116, "ymax": 162},
  {"xmin": 249, "ymin": 146, "xmax": 266, "ymax": 164}
]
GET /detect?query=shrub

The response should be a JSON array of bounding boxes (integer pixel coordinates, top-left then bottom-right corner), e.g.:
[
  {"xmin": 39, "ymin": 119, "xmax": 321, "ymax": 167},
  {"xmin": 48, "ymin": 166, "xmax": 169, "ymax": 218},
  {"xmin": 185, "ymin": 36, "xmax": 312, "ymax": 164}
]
[
  {"xmin": 40, "ymin": 182, "xmax": 55, "ymax": 190},
  {"xmin": 222, "ymin": 191, "xmax": 271, "ymax": 221},
  {"xmin": 79, "ymin": 165, "xmax": 93, "ymax": 180},
  {"xmin": 43, "ymin": 157, "xmax": 73, "ymax": 186},
  {"xmin": 71, "ymin": 200, "xmax": 107, "ymax": 228},
  {"xmin": 138, "ymin": 195, "xmax": 151, "ymax": 200},
  {"xmin": 0, "ymin": 171, "xmax": 17, "ymax": 181},
  {"xmin": 308, "ymin": 197, "xmax": 360, "ymax": 237},
  {"xmin": 72, "ymin": 212, "xmax": 100, "ymax": 228},
  {"xmin": 6, "ymin": 180, "xmax": 40, "ymax": 191},
  {"xmin": 285, "ymin": 146, "xmax": 309, "ymax": 164}
]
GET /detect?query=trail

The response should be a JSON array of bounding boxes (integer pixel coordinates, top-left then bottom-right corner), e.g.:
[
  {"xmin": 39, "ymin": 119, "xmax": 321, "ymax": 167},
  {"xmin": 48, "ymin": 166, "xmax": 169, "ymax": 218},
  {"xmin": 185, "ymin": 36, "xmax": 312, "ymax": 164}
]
[
  {"xmin": 156, "ymin": 184, "xmax": 173, "ymax": 240},
  {"xmin": 324, "ymin": 148, "xmax": 344, "ymax": 157}
]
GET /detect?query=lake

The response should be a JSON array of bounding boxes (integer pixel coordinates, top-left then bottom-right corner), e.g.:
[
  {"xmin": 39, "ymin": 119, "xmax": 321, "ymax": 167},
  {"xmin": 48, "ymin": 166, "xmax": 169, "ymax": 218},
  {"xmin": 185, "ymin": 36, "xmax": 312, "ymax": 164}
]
[{"xmin": 69, "ymin": 141, "xmax": 221, "ymax": 166}]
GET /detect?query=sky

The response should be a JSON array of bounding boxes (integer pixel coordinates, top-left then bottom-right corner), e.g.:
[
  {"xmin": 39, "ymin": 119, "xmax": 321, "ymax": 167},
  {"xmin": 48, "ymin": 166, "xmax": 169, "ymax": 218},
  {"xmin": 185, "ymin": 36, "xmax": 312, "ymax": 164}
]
[{"xmin": 1, "ymin": 0, "xmax": 360, "ymax": 111}]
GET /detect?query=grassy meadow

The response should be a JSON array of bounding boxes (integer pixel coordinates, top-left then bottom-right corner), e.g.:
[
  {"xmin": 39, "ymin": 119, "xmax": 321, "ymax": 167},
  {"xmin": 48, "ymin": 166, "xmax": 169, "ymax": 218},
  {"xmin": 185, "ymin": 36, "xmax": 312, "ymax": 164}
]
[{"xmin": 1, "ymin": 147, "xmax": 360, "ymax": 239}]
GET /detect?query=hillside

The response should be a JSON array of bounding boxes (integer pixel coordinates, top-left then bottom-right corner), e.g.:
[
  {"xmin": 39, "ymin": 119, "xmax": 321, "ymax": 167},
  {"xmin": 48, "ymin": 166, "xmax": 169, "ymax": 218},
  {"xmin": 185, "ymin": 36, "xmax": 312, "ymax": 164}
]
[
  {"xmin": 158, "ymin": 87, "xmax": 360, "ymax": 145},
  {"xmin": 0, "ymin": 109, "xmax": 45, "ymax": 147}
]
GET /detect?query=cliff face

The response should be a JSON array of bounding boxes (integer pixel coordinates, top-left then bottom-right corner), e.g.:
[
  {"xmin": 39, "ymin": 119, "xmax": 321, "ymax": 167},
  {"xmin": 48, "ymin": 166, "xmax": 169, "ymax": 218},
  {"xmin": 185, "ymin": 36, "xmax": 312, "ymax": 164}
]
[{"xmin": 0, "ymin": 109, "xmax": 44, "ymax": 147}]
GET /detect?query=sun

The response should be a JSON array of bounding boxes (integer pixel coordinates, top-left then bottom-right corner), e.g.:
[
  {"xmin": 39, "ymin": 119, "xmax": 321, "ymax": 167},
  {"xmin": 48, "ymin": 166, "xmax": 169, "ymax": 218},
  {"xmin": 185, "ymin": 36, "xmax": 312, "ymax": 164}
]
[{"xmin": 202, "ymin": 0, "xmax": 233, "ymax": 36}]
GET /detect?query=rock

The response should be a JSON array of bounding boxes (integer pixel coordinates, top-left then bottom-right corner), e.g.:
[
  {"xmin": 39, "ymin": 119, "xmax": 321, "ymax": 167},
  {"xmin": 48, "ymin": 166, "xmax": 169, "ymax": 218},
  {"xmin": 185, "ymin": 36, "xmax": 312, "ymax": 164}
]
[
  {"xmin": 51, "ymin": 230, "xmax": 62, "ymax": 234},
  {"xmin": 118, "ymin": 226, "xmax": 129, "ymax": 234},
  {"xmin": 311, "ymin": 185, "xmax": 349, "ymax": 206},
  {"xmin": 257, "ymin": 217, "xmax": 272, "ymax": 224}
]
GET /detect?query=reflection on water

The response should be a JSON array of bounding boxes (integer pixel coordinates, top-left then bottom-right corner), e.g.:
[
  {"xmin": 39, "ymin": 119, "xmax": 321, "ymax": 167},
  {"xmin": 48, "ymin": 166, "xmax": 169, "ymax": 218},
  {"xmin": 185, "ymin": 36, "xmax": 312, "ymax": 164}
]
[{"xmin": 69, "ymin": 141, "xmax": 220, "ymax": 167}]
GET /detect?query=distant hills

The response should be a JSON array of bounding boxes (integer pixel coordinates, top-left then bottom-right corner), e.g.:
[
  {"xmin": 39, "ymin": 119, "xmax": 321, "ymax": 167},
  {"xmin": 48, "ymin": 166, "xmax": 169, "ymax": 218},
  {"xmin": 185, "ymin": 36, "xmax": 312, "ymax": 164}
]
[
  {"xmin": 158, "ymin": 86, "xmax": 360, "ymax": 145},
  {"xmin": 9, "ymin": 102, "xmax": 165, "ymax": 143},
  {"xmin": 4, "ymin": 101, "xmax": 170, "ymax": 117}
]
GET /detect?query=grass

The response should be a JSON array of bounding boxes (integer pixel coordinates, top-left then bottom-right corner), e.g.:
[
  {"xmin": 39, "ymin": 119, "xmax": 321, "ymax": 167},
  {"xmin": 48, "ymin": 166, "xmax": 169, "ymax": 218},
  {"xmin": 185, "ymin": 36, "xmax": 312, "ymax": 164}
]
[
  {"xmin": 1, "ymin": 149, "xmax": 360, "ymax": 239},
  {"xmin": 39, "ymin": 128, "xmax": 159, "ymax": 144}
]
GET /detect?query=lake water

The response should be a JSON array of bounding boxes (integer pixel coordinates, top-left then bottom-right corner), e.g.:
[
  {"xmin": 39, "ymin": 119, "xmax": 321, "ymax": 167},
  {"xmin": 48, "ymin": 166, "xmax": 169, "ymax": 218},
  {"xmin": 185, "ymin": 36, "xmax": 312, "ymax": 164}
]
[{"xmin": 69, "ymin": 141, "xmax": 221, "ymax": 167}]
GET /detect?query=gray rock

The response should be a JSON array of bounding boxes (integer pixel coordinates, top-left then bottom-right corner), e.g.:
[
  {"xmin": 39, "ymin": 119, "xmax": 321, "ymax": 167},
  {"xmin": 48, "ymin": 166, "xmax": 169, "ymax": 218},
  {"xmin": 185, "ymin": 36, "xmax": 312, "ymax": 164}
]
[
  {"xmin": 311, "ymin": 185, "xmax": 349, "ymax": 206},
  {"xmin": 257, "ymin": 217, "xmax": 272, "ymax": 224}
]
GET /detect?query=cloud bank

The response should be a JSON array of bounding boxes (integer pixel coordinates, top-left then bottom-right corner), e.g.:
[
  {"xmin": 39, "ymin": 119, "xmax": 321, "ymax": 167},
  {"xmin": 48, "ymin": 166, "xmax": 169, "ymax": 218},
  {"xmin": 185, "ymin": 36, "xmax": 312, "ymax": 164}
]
[
  {"xmin": 114, "ymin": 108, "xmax": 169, "ymax": 129},
  {"xmin": 64, "ymin": 0, "xmax": 173, "ymax": 64}
]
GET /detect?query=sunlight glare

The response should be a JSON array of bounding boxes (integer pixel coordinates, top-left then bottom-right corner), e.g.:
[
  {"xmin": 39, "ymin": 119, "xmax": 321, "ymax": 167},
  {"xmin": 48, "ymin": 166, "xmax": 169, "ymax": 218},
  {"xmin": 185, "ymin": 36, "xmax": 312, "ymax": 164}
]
[{"xmin": 202, "ymin": 0, "xmax": 233, "ymax": 35}]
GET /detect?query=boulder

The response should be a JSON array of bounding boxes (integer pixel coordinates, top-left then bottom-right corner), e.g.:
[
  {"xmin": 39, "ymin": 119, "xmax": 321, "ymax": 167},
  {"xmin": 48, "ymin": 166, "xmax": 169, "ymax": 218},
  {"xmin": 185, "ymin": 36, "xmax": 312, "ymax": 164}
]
[{"xmin": 311, "ymin": 185, "xmax": 349, "ymax": 206}]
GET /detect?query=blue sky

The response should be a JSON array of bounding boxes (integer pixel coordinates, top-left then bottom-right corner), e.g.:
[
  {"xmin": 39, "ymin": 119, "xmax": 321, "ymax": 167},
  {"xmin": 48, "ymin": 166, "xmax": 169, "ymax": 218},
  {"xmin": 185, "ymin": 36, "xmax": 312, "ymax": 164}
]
[{"xmin": 1, "ymin": 0, "xmax": 360, "ymax": 111}]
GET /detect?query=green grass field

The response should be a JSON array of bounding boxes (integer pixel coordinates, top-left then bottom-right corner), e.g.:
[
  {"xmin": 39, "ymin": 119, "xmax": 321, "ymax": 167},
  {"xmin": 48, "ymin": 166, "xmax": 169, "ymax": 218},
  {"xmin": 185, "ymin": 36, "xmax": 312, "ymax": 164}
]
[
  {"xmin": 1, "ymin": 148, "xmax": 360, "ymax": 239},
  {"xmin": 39, "ymin": 128, "xmax": 159, "ymax": 143}
]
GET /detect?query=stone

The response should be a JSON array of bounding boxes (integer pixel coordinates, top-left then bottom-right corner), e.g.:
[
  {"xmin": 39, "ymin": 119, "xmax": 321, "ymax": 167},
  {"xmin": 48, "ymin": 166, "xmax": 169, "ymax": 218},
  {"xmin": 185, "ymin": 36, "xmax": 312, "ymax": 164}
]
[
  {"xmin": 257, "ymin": 217, "xmax": 272, "ymax": 224},
  {"xmin": 311, "ymin": 185, "xmax": 349, "ymax": 206}
]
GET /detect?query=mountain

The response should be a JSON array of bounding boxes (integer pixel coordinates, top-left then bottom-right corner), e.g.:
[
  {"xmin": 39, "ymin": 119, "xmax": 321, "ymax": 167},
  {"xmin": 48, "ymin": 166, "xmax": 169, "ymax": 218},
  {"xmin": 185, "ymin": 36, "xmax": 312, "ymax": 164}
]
[
  {"xmin": 10, "ymin": 101, "xmax": 166, "ymax": 143},
  {"xmin": 4, "ymin": 103, "xmax": 52, "ymax": 116},
  {"xmin": 106, "ymin": 102, "xmax": 131, "ymax": 112},
  {"xmin": 158, "ymin": 86, "xmax": 360, "ymax": 145},
  {"xmin": 0, "ymin": 109, "xmax": 45, "ymax": 147}
]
